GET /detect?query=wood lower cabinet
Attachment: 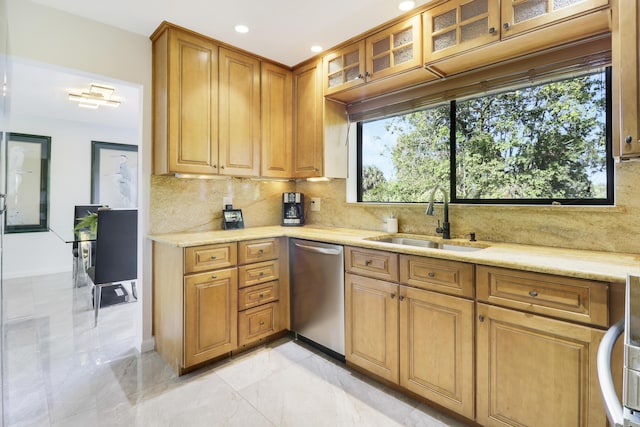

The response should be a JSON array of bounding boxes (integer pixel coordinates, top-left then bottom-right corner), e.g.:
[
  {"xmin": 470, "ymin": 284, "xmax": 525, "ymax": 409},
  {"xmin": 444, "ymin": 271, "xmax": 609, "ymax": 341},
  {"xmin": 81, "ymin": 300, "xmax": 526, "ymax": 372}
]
[
  {"xmin": 237, "ymin": 238, "xmax": 287, "ymax": 346},
  {"xmin": 345, "ymin": 272, "xmax": 400, "ymax": 383},
  {"xmin": 476, "ymin": 303, "xmax": 605, "ymax": 427},
  {"xmin": 153, "ymin": 241, "xmax": 238, "ymax": 374},
  {"xmin": 400, "ymin": 286, "xmax": 474, "ymax": 419},
  {"xmin": 345, "ymin": 248, "xmax": 475, "ymax": 419},
  {"xmin": 184, "ymin": 267, "xmax": 238, "ymax": 366},
  {"xmin": 153, "ymin": 238, "xmax": 288, "ymax": 375}
]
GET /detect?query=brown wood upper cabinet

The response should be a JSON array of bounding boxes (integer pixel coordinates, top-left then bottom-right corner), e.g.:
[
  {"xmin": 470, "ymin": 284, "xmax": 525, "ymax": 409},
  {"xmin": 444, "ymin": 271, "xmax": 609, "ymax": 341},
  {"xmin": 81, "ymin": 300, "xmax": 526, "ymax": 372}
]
[
  {"xmin": 292, "ymin": 61, "xmax": 323, "ymax": 178},
  {"xmin": 292, "ymin": 60, "xmax": 350, "ymax": 178},
  {"xmin": 612, "ymin": 0, "xmax": 640, "ymax": 159},
  {"xmin": 218, "ymin": 48, "xmax": 261, "ymax": 177},
  {"xmin": 261, "ymin": 62, "xmax": 293, "ymax": 177},
  {"xmin": 152, "ymin": 26, "xmax": 219, "ymax": 175},
  {"xmin": 151, "ymin": 23, "xmax": 273, "ymax": 177},
  {"xmin": 424, "ymin": 0, "xmax": 610, "ymax": 77},
  {"xmin": 423, "ymin": 0, "xmax": 500, "ymax": 61},
  {"xmin": 322, "ymin": 15, "xmax": 426, "ymax": 101}
]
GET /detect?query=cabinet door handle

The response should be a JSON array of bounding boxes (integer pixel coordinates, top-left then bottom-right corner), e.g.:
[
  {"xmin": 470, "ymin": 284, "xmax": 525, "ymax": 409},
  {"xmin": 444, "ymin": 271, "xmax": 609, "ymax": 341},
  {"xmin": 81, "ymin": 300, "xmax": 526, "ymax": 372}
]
[
  {"xmin": 479, "ymin": 314, "xmax": 485, "ymax": 322},
  {"xmin": 211, "ymin": 275, "xmax": 217, "ymax": 279},
  {"xmin": 259, "ymin": 249, "xmax": 264, "ymax": 254},
  {"xmin": 489, "ymin": 27, "xmax": 496, "ymax": 34},
  {"xmin": 210, "ymin": 256, "xmax": 217, "ymax": 260},
  {"xmin": 529, "ymin": 290, "xmax": 539, "ymax": 297},
  {"xmin": 365, "ymin": 259, "xmax": 372, "ymax": 266},
  {"xmin": 259, "ymin": 271, "xmax": 264, "ymax": 276},
  {"xmin": 258, "ymin": 293, "xmax": 264, "ymax": 298},
  {"xmin": 259, "ymin": 320, "xmax": 265, "ymax": 326},
  {"xmin": 626, "ymin": 135, "xmax": 634, "ymax": 144},
  {"xmin": 427, "ymin": 272, "xmax": 435, "ymax": 278},
  {"xmin": 390, "ymin": 293, "xmax": 396, "ymax": 299},
  {"xmin": 399, "ymin": 295, "xmax": 405, "ymax": 301},
  {"xmin": 213, "ymin": 164, "xmax": 217, "ymax": 169},
  {"xmin": 503, "ymin": 22, "xmax": 510, "ymax": 30}
]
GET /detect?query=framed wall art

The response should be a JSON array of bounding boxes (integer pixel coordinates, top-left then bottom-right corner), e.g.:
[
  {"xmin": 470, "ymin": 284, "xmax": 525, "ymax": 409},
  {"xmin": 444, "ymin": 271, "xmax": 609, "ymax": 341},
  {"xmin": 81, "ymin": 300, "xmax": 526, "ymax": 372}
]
[
  {"xmin": 5, "ymin": 133, "xmax": 51, "ymax": 233},
  {"xmin": 91, "ymin": 141, "xmax": 138, "ymax": 209}
]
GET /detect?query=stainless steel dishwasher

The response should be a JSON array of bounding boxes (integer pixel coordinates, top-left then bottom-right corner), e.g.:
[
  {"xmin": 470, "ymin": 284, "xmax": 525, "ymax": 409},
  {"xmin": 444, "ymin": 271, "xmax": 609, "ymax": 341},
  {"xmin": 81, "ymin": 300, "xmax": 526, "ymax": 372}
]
[{"xmin": 290, "ymin": 239, "xmax": 345, "ymax": 359}]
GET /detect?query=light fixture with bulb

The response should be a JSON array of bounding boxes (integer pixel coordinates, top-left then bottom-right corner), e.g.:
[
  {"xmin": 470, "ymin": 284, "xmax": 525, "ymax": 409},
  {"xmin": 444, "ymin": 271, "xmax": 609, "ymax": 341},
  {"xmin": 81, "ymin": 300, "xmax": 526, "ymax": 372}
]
[
  {"xmin": 68, "ymin": 84, "xmax": 121, "ymax": 109},
  {"xmin": 234, "ymin": 25, "xmax": 249, "ymax": 33},
  {"xmin": 398, "ymin": 0, "xmax": 415, "ymax": 11}
]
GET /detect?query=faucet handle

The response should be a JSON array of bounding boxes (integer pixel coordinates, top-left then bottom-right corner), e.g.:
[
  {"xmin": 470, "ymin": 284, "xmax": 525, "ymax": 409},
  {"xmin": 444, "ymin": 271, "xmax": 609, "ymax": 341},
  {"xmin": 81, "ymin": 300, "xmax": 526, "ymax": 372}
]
[{"xmin": 435, "ymin": 219, "xmax": 443, "ymax": 235}]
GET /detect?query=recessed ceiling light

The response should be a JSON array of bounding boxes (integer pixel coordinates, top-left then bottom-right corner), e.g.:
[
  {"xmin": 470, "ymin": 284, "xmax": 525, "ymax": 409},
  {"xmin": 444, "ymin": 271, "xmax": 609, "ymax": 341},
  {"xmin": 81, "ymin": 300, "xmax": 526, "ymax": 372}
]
[
  {"xmin": 310, "ymin": 45, "xmax": 323, "ymax": 53},
  {"xmin": 398, "ymin": 0, "xmax": 415, "ymax": 11},
  {"xmin": 234, "ymin": 25, "xmax": 249, "ymax": 33}
]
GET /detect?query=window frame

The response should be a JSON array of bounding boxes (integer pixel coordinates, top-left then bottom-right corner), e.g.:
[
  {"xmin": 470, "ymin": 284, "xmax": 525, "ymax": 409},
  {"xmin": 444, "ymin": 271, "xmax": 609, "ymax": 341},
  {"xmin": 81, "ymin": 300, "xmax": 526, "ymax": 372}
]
[{"xmin": 356, "ymin": 67, "xmax": 614, "ymax": 206}]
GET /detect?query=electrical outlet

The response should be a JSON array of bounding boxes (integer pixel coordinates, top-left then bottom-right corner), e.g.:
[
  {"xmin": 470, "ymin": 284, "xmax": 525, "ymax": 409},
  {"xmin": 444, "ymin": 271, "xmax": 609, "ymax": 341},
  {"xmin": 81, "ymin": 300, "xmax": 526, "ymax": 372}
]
[
  {"xmin": 223, "ymin": 196, "xmax": 233, "ymax": 208},
  {"xmin": 311, "ymin": 198, "xmax": 321, "ymax": 212}
]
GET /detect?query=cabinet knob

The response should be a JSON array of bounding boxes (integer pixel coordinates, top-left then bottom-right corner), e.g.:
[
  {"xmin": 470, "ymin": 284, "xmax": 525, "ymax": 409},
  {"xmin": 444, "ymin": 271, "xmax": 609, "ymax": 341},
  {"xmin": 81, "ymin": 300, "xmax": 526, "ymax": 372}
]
[
  {"xmin": 259, "ymin": 293, "xmax": 264, "ymax": 298},
  {"xmin": 259, "ymin": 320, "xmax": 265, "ymax": 326},
  {"xmin": 211, "ymin": 275, "xmax": 217, "ymax": 279},
  {"xmin": 365, "ymin": 259, "xmax": 372, "ymax": 266},
  {"xmin": 221, "ymin": 165, "xmax": 225, "ymax": 169},
  {"xmin": 503, "ymin": 22, "xmax": 510, "ymax": 30},
  {"xmin": 428, "ymin": 272, "xmax": 436, "ymax": 278},
  {"xmin": 479, "ymin": 314, "xmax": 485, "ymax": 322},
  {"xmin": 259, "ymin": 271, "xmax": 264, "ymax": 276},
  {"xmin": 399, "ymin": 295, "xmax": 405, "ymax": 301},
  {"xmin": 390, "ymin": 293, "xmax": 396, "ymax": 299},
  {"xmin": 529, "ymin": 290, "xmax": 539, "ymax": 297},
  {"xmin": 489, "ymin": 27, "xmax": 496, "ymax": 34},
  {"xmin": 626, "ymin": 135, "xmax": 634, "ymax": 144},
  {"xmin": 357, "ymin": 73, "xmax": 364, "ymax": 80},
  {"xmin": 210, "ymin": 256, "xmax": 217, "ymax": 260},
  {"xmin": 213, "ymin": 164, "xmax": 217, "ymax": 169}
]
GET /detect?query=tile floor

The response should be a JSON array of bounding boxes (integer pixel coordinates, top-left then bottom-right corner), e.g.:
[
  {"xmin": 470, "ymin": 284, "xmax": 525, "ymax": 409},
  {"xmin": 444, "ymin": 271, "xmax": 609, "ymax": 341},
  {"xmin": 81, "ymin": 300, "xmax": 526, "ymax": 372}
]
[{"xmin": 3, "ymin": 272, "xmax": 471, "ymax": 427}]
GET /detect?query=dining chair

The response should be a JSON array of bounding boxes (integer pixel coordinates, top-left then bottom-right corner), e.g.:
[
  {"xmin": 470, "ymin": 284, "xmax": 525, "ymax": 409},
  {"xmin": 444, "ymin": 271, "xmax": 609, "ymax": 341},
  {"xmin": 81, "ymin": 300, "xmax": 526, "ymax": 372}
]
[{"xmin": 87, "ymin": 208, "xmax": 138, "ymax": 326}]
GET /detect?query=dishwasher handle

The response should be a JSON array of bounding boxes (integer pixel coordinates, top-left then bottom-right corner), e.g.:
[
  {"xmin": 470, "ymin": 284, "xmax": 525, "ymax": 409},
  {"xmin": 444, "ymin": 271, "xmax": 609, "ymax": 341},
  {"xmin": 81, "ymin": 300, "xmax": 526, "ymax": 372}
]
[{"xmin": 294, "ymin": 242, "xmax": 342, "ymax": 256}]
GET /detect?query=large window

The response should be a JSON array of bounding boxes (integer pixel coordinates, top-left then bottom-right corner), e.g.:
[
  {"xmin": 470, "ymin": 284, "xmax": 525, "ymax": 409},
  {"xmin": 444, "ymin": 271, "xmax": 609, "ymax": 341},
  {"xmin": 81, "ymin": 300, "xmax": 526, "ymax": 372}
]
[{"xmin": 358, "ymin": 68, "xmax": 613, "ymax": 205}]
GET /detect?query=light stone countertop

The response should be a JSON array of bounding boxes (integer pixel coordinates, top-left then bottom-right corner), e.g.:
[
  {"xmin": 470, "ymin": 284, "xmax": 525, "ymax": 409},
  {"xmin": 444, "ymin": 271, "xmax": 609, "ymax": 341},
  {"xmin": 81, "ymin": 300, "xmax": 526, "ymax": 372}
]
[{"xmin": 148, "ymin": 225, "xmax": 640, "ymax": 283}]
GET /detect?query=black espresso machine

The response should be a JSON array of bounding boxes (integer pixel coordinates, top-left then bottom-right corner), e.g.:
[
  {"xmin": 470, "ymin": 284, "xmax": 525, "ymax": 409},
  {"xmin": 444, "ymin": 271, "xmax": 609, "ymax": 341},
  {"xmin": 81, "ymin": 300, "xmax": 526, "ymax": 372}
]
[{"xmin": 282, "ymin": 192, "xmax": 304, "ymax": 226}]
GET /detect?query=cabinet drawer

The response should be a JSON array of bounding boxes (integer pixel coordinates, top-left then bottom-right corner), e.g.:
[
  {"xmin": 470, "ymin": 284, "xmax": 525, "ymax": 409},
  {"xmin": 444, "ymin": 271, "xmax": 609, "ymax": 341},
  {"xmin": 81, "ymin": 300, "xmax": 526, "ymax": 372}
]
[
  {"xmin": 239, "ymin": 280, "xmax": 279, "ymax": 310},
  {"xmin": 345, "ymin": 246, "xmax": 399, "ymax": 282},
  {"xmin": 238, "ymin": 238, "xmax": 279, "ymax": 264},
  {"xmin": 400, "ymin": 255, "xmax": 474, "ymax": 298},
  {"xmin": 477, "ymin": 266, "xmax": 609, "ymax": 327},
  {"xmin": 238, "ymin": 260, "xmax": 279, "ymax": 288},
  {"xmin": 185, "ymin": 243, "xmax": 237, "ymax": 274},
  {"xmin": 238, "ymin": 302, "xmax": 280, "ymax": 346}
]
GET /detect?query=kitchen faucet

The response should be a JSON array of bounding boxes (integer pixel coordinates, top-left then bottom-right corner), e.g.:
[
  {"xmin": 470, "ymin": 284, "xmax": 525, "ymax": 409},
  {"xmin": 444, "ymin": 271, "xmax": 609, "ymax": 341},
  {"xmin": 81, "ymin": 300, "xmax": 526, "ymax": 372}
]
[{"xmin": 425, "ymin": 187, "xmax": 450, "ymax": 239}]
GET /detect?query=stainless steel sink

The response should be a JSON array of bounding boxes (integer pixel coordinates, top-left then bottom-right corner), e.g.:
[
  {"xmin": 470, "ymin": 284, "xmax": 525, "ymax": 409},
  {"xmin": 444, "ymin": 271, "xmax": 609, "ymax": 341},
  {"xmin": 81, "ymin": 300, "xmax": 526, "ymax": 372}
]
[{"xmin": 365, "ymin": 235, "xmax": 485, "ymax": 252}]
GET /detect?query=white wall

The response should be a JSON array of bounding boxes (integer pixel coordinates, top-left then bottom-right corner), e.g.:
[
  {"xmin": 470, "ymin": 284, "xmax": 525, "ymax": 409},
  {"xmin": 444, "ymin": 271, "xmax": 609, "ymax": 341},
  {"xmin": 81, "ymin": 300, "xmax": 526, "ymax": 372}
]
[
  {"xmin": 6, "ymin": 0, "xmax": 153, "ymax": 352},
  {"xmin": 5, "ymin": 116, "xmax": 138, "ymax": 277}
]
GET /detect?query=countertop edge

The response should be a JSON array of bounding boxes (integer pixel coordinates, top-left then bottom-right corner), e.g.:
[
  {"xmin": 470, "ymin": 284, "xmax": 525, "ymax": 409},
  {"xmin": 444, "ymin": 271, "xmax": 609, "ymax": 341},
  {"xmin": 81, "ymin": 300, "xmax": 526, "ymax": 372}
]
[{"xmin": 148, "ymin": 226, "xmax": 640, "ymax": 283}]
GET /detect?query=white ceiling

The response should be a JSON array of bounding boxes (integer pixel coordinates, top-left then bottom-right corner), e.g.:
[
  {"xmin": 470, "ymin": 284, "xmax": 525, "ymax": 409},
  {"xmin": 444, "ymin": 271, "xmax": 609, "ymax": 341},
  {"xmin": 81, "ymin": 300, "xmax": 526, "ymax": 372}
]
[
  {"xmin": 12, "ymin": 0, "xmax": 430, "ymax": 130},
  {"xmin": 10, "ymin": 59, "xmax": 141, "ymax": 129},
  {"xmin": 30, "ymin": 0, "xmax": 430, "ymax": 67}
]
